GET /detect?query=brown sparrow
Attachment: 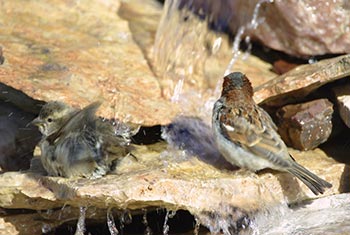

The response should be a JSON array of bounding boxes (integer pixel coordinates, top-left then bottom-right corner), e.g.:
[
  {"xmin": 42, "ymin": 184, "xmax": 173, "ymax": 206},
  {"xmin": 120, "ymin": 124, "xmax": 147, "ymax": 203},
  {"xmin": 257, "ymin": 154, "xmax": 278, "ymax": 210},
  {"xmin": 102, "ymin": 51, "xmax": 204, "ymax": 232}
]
[
  {"xmin": 32, "ymin": 101, "xmax": 135, "ymax": 178},
  {"xmin": 212, "ymin": 72, "xmax": 332, "ymax": 195}
]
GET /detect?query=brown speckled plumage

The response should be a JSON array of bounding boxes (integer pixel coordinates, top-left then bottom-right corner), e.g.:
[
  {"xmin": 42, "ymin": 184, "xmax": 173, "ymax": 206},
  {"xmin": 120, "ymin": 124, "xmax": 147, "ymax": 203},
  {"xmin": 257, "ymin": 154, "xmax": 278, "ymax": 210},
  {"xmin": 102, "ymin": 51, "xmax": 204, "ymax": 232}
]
[{"xmin": 212, "ymin": 72, "xmax": 332, "ymax": 195}]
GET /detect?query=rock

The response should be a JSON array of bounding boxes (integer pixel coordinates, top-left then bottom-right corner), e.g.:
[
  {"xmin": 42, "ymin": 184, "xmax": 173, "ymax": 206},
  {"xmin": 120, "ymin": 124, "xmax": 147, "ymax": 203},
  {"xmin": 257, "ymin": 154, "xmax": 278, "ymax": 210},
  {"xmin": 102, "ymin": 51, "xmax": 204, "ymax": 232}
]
[
  {"xmin": 254, "ymin": 54, "xmax": 350, "ymax": 105},
  {"xmin": 332, "ymin": 83, "xmax": 350, "ymax": 128},
  {"xmin": 276, "ymin": 99, "xmax": 333, "ymax": 151},
  {"xmin": 0, "ymin": 0, "xmax": 177, "ymax": 126},
  {"xmin": 0, "ymin": 0, "xmax": 278, "ymax": 126},
  {"xmin": 180, "ymin": 0, "xmax": 350, "ymax": 57},
  {"xmin": 0, "ymin": 129, "xmax": 345, "ymax": 233},
  {"xmin": 272, "ymin": 60, "xmax": 299, "ymax": 75}
]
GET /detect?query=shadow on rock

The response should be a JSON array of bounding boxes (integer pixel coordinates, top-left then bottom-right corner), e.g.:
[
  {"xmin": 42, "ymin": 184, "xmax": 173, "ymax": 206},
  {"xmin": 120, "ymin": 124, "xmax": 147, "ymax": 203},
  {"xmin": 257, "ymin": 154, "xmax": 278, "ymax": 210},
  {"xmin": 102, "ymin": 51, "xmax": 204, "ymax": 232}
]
[{"xmin": 161, "ymin": 115, "xmax": 236, "ymax": 171}]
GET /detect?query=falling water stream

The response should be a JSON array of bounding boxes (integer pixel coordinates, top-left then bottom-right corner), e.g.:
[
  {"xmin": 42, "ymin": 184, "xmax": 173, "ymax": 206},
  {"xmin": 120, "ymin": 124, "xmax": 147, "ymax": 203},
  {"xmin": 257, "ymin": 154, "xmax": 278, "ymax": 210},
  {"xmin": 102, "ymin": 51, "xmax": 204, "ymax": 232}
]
[{"xmin": 153, "ymin": 0, "xmax": 275, "ymax": 123}]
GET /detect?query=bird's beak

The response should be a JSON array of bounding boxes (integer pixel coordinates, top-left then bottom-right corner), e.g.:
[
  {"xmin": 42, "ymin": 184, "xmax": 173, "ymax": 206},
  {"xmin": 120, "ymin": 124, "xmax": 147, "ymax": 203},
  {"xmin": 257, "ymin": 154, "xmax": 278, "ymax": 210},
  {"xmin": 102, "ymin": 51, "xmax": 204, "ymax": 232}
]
[{"xmin": 30, "ymin": 117, "xmax": 42, "ymax": 126}]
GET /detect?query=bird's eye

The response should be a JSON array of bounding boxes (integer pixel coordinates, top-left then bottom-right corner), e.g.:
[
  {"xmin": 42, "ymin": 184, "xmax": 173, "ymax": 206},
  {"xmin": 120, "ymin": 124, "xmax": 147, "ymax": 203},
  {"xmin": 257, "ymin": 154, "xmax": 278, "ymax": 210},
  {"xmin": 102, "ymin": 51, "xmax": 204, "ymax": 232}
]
[{"xmin": 47, "ymin": 118, "xmax": 53, "ymax": 123}]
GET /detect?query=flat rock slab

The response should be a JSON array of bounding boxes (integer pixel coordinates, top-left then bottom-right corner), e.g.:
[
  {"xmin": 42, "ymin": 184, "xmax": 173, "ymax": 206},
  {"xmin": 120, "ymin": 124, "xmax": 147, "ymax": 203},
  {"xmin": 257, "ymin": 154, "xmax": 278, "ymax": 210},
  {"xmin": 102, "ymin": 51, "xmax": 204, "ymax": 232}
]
[
  {"xmin": 0, "ymin": 0, "xmax": 178, "ymax": 126},
  {"xmin": 0, "ymin": 143, "xmax": 346, "ymax": 233},
  {"xmin": 254, "ymin": 54, "xmax": 350, "ymax": 105}
]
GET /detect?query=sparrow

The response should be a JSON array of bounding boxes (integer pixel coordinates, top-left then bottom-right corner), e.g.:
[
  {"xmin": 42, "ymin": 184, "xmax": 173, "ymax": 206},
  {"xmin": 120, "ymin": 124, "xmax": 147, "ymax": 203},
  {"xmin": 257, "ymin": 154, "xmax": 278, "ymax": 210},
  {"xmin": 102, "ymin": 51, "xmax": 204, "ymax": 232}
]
[
  {"xmin": 31, "ymin": 101, "xmax": 137, "ymax": 178},
  {"xmin": 212, "ymin": 72, "xmax": 332, "ymax": 195}
]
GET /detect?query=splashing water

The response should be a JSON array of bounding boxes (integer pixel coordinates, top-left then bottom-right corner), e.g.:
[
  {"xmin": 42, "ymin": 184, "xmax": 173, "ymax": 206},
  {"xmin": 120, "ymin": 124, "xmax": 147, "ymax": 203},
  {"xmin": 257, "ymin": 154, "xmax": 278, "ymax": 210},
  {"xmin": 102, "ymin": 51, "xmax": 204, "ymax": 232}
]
[
  {"xmin": 153, "ymin": 0, "xmax": 210, "ymax": 100},
  {"xmin": 249, "ymin": 193, "xmax": 350, "ymax": 235},
  {"xmin": 154, "ymin": 0, "xmax": 274, "ymax": 123},
  {"xmin": 74, "ymin": 207, "xmax": 87, "ymax": 235},
  {"xmin": 118, "ymin": 210, "xmax": 132, "ymax": 234},
  {"xmin": 107, "ymin": 208, "xmax": 119, "ymax": 235},
  {"xmin": 217, "ymin": 0, "xmax": 274, "ymax": 94},
  {"xmin": 193, "ymin": 217, "xmax": 201, "ymax": 235},
  {"xmin": 162, "ymin": 210, "xmax": 177, "ymax": 235}
]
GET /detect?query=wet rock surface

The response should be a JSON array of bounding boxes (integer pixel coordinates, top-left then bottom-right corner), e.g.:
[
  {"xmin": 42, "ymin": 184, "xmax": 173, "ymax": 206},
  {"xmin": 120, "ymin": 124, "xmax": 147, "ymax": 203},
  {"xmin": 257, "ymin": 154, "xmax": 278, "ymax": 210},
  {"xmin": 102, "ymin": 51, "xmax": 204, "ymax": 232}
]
[
  {"xmin": 0, "ymin": 141, "xmax": 346, "ymax": 234},
  {"xmin": 276, "ymin": 99, "xmax": 334, "ymax": 151}
]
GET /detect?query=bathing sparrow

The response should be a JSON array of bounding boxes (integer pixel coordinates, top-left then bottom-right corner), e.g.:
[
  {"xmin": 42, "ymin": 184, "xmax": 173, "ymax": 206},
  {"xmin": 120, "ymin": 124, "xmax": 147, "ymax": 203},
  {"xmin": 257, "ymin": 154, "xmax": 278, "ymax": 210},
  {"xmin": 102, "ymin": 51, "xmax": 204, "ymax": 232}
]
[
  {"xmin": 32, "ymin": 101, "xmax": 135, "ymax": 178},
  {"xmin": 212, "ymin": 72, "xmax": 332, "ymax": 195}
]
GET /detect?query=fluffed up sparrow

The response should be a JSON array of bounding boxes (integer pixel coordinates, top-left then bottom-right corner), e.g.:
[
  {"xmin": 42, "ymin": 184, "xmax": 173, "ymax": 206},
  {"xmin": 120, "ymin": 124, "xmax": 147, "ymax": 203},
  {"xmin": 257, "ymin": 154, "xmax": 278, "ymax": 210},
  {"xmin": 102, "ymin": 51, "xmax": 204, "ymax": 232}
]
[
  {"xmin": 32, "ymin": 101, "xmax": 137, "ymax": 178},
  {"xmin": 212, "ymin": 72, "xmax": 332, "ymax": 195}
]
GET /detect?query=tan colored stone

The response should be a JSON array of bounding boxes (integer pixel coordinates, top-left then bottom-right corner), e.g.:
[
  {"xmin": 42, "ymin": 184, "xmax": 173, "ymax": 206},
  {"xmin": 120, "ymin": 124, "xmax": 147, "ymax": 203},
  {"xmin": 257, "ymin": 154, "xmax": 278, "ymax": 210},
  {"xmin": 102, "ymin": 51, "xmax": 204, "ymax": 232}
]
[
  {"xmin": 0, "ymin": 0, "xmax": 177, "ymax": 126},
  {"xmin": 0, "ymin": 143, "xmax": 344, "ymax": 216},
  {"xmin": 254, "ymin": 54, "xmax": 350, "ymax": 105},
  {"xmin": 332, "ymin": 83, "xmax": 350, "ymax": 128}
]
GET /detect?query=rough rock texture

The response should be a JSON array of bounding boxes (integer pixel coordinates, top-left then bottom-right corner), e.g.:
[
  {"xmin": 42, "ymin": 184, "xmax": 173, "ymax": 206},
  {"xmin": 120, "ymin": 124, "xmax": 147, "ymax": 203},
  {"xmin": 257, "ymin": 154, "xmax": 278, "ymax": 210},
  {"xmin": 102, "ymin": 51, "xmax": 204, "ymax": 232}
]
[
  {"xmin": 254, "ymin": 54, "xmax": 350, "ymax": 105},
  {"xmin": 181, "ymin": 0, "xmax": 350, "ymax": 57},
  {"xmin": 246, "ymin": 0, "xmax": 350, "ymax": 57},
  {"xmin": 0, "ymin": 0, "xmax": 177, "ymax": 126},
  {"xmin": 0, "ymin": 0, "xmax": 279, "ymax": 126},
  {"xmin": 276, "ymin": 99, "xmax": 333, "ymax": 151},
  {"xmin": 332, "ymin": 83, "xmax": 350, "ymax": 128}
]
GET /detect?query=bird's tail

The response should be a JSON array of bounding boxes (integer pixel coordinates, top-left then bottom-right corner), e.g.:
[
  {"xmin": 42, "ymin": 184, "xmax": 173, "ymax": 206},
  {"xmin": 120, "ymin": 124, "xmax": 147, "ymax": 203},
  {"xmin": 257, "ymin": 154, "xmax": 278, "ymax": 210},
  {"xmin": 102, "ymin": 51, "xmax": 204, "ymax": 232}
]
[{"xmin": 287, "ymin": 162, "xmax": 332, "ymax": 195}]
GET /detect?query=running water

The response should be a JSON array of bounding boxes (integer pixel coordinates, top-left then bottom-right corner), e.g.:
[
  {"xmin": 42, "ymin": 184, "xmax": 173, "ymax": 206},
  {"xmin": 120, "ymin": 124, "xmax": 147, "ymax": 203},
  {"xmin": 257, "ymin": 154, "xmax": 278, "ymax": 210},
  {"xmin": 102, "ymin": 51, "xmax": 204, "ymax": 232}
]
[
  {"xmin": 163, "ymin": 210, "xmax": 177, "ymax": 235},
  {"xmin": 153, "ymin": 0, "xmax": 274, "ymax": 122},
  {"xmin": 215, "ymin": 0, "xmax": 274, "ymax": 95},
  {"xmin": 153, "ymin": 0, "xmax": 210, "ymax": 100},
  {"xmin": 74, "ymin": 207, "xmax": 87, "ymax": 235}
]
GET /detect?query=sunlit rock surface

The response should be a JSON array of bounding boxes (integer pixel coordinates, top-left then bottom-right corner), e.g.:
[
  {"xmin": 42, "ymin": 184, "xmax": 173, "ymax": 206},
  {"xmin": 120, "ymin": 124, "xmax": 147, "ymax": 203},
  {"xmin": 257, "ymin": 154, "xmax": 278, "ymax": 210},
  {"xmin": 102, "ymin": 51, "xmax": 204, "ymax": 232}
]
[
  {"xmin": 254, "ymin": 54, "xmax": 350, "ymax": 105},
  {"xmin": 332, "ymin": 83, "xmax": 350, "ymax": 128},
  {"xmin": 0, "ymin": 141, "xmax": 346, "ymax": 234},
  {"xmin": 0, "ymin": 0, "xmax": 177, "ymax": 125}
]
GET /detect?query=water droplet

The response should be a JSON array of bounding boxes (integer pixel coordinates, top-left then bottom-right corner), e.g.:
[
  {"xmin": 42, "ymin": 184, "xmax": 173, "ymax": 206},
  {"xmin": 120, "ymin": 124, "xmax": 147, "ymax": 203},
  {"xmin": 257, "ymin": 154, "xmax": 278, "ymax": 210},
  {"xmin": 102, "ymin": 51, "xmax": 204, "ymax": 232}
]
[{"xmin": 107, "ymin": 208, "xmax": 119, "ymax": 235}]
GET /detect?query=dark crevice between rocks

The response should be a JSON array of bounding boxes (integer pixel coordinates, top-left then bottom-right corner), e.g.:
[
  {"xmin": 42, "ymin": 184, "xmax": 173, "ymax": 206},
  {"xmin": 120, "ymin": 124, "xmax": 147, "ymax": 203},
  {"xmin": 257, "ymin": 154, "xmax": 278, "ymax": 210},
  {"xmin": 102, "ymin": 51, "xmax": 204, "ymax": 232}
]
[{"xmin": 131, "ymin": 125, "xmax": 163, "ymax": 145}]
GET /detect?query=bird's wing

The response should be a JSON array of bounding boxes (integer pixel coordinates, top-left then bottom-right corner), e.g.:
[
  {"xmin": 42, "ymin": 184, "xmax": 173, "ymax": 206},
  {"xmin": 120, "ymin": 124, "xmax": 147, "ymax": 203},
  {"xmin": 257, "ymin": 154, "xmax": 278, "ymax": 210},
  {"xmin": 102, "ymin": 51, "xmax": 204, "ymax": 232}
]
[
  {"xmin": 47, "ymin": 101, "xmax": 101, "ymax": 144},
  {"xmin": 219, "ymin": 105, "xmax": 290, "ymax": 167}
]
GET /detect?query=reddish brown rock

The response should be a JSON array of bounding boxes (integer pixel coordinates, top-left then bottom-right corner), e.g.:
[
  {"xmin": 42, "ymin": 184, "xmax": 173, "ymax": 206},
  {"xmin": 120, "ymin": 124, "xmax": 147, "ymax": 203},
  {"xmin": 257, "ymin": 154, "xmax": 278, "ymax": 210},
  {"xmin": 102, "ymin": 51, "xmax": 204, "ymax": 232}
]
[
  {"xmin": 272, "ymin": 60, "xmax": 299, "ymax": 75},
  {"xmin": 180, "ymin": 0, "xmax": 350, "ymax": 57},
  {"xmin": 276, "ymin": 99, "xmax": 333, "ymax": 150}
]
